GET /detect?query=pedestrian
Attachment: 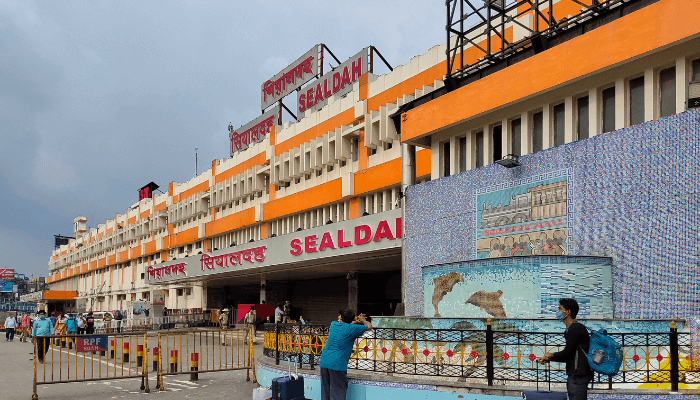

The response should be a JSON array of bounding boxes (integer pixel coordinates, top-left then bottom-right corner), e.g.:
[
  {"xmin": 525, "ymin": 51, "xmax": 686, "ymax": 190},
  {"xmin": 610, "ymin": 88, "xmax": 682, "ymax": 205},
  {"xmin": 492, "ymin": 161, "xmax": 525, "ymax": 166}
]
[
  {"xmin": 49, "ymin": 313, "xmax": 56, "ymax": 327},
  {"xmin": 76, "ymin": 314, "xmax": 85, "ymax": 335},
  {"xmin": 319, "ymin": 309, "xmax": 372, "ymax": 400},
  {"xmin": 282, "ymin": 300, "xmax": 291, "ymax": 323},
  {"xmin": 32, "ymin": 310, "xmax": 54, "ymax": 363},
  {"xmin": 65, "ymin": 314, "xmax": 78, "ymax": 335},
  {"xmin": 4, "ymin": 313, "xmax": 18, "ymax": 341},
  {"xmin": 115, "ymin": 310, "xmax": 123, "ymax": 333},
  {"xmin": 244, "ymin": 306, "xmax": 257, "ymax": 344},
  {"xmin": 219, "ymin": 308, "xmax": 229, "ymax": 329},
  {"xmin": 20, "ymin": 313, "xmax": 32, "ymax": 342},
  {"xmin": 537, "ymin": 298, "xmax": 593, "ymax": 400},
  {"xmin": 103, "ymin": 312, "xmax": 113, "ymax": 334},
  {"xmin": 274, "ymin": 303, "xmax": 283, "ymax": 323},
  {"xmin": 85, "ymin": 312, "xmax": 95, "ymax": 335}
]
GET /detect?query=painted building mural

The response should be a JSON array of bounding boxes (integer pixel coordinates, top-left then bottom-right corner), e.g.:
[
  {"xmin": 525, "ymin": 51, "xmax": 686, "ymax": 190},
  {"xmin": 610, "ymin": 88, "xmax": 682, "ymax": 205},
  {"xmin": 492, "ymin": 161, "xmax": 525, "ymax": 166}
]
[
  {"xmin": 405, "ymin": 109, "xmax": 700, "ymax": 319},
  {"xmin": 423, "ymin": 256, "xmax": 612, "ymax": 319},
  {"xmin": 476, "ymin": 173, "xmax": 570, "ymax": 259}
]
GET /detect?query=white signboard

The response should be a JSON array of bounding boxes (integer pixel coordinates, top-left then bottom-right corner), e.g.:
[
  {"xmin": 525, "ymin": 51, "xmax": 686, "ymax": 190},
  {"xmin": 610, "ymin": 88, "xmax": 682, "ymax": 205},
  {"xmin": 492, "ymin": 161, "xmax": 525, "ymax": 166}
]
[
  {"xmin": 297, "ymin": 48, "xmax": 367, "ymax": 116},
  {"xmin": 147, "ymin": 209, "xmax": 402, "ymax": 284},
  {"xmin": 261, "ymin": 46, "xmax": 319, "ymax": 111},
  {"xmin": 229, "ymin": 104, "xmax": 280, "ymax": 156}
]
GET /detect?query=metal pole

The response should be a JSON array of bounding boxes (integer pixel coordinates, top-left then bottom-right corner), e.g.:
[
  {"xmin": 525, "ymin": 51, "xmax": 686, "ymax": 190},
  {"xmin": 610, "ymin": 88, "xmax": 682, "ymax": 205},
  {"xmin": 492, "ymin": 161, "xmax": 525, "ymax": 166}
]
[
  {"xmin": 400, "ymin": 144, "xmax": 416, "ymax": 314},
  {"xmin": 670, "ymin": 321, "xmax": 679, "ymax": 391},
  {"xmin": 275, "ymin": 323, "xmax": 280, "ymax": 365},
  {"xmin": 195, "ymin": 147, "xmax": 198, "ymax": 176},
  {"xmin": 486, "ymin": 318, "xmax": 494, "ymax": 386}
]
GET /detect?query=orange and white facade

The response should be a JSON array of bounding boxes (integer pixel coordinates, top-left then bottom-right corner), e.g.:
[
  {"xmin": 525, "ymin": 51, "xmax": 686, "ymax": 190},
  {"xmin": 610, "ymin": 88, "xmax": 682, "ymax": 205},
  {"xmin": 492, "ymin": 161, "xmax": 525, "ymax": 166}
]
[{"xmin": 47, "ymin": 0, "xmax": 700, "ymax": 321}]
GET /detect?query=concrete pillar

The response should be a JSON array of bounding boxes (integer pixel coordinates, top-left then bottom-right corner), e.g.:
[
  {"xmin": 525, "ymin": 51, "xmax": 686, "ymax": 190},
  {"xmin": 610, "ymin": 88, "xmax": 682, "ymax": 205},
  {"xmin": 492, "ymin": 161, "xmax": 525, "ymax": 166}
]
[
  {"xmin": 260, "ymin": 278, "xmax": 267, "ymax": 304},
  {"xmin": 483, "ymin": 125, "xmax": 492, "ymax": 166},
  {"xmin": 169, "ymin": 288, "xmax": 177, "ymax": 310},
  {"xmin": 521, "ymin": 111, "xmax": 531, "ymax": 155},
  {"xmin": 502, "ymin": 118, "xmax": 511, "ymax": 157},
  {"xmin": 589, "ymin": 88, "xmax": 600, "ymax": 136},
  {"xmin": 400, "ymin": 144, "xmax": 415, "ymax": 314},
  {"xmin": 564, "ymin": 96, "xmax": 574, "ymax": 143},
  {"xmin": 676, "ymin": 57, "xmax": 687, "ymax": 113},
  {"xmin": 615, "ymin": 78, "xmax": 625, "ymax": 129},
  {"xmin": 430, "ymin": 140, "xmax": 440, "ymax": 180},
  {"xmin": 466, "ymin": 131, "xmax": 476, "ymax": 170},
  {"xmin": 542, "ymin": 105, "xmax": 551, "ymax": 150},
  {"xmin": 347, "ymin": 272, "xmax": 358, "ymax": 313},
  {"xmin": 449, "ymin": 136, "xmax": 458, "ymax": 176},
  {"xmin": 644, "ymin": 68, "xmax": 655, "ymax": 121}
]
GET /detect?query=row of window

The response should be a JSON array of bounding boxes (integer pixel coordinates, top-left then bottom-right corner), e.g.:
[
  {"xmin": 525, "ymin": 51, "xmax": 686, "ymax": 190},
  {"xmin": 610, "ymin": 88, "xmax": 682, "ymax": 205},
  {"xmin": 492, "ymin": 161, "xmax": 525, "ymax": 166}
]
[{"xmin": 443, "ymin": 58, "xmax": 700, "ymax": 176}]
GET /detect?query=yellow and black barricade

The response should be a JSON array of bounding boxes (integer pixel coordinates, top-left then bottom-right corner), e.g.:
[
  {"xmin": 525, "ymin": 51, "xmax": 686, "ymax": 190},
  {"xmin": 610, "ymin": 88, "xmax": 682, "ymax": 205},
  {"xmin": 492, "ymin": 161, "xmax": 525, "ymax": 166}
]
[
  {"xmin": 155, "ymin": 328, "xmax": 256, "ymax": 391},
  {"xmin": 32, "ymin": 332, "xmax": 149, "ymax": 400}
]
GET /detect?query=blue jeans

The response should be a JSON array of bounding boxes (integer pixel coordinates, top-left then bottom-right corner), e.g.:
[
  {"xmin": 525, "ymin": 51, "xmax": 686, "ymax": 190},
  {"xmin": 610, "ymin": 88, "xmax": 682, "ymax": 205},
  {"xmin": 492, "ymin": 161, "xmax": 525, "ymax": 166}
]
[
  {"xmin": 321, "ymin": 368, "xmax": 348, "ymax": 400},
  {"xmin": 567, "ymin": 375, "xmax": 591, "ymax": 400},
  {"xmin": 6, "ymin": 328, "xmax": 14, "ymax": 341}
]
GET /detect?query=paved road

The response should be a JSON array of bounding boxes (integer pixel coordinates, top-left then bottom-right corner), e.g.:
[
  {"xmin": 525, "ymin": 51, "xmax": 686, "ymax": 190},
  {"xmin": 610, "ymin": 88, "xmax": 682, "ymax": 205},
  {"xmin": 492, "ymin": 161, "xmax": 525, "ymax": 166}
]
[{"xmin": 0, "ymin": 332, "xmax": 264, "ymax": 399}]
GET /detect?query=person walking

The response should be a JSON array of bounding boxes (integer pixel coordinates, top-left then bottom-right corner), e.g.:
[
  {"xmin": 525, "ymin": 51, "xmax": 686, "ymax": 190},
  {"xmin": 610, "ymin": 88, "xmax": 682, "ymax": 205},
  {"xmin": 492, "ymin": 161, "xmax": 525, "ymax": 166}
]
[
  {"xmin": 20, "ymin": 313, "xmax": 32, "ymax": 342},
  {"xmin": 537, "ymin": 298, "xmax": 594, "ymax": 400},
  {"xmin": 65, "ymin": 314, "xmax": 78, "ymax": 335},
  {"xmin": 244, "ymin": 306, "xmax": 257, "ymax": 344},
  {"xmin": 114, "ymin": 310, "xmax": 123, "ymax": 333},
  {"xmin": 274, "ymin": 303, "xmax": 283, "ymax": 323},
  {"xmin": 282, "ymin": 300, "xmax": 292, "ymax": 323},
  {"xmin": 85, "ymin": 312, "xmax": 95, "ymax": 335},
  {"xmin": 76, "ymin": 314, "xmax": 85, "ymax": 335},
  {"xmin": 4, "ymin": 313, "xmax": 18, "ymax": 341},
  {"xmin": 319, "ymin": 309, "xmax": 372, "ymax": 400},
  {"xmin": 32, "ymin": 310, "xmax": 55, "ymax": 363},
  {"xmin": 103, "ymin": 312, "xmax": 113, "ymax": 334}
]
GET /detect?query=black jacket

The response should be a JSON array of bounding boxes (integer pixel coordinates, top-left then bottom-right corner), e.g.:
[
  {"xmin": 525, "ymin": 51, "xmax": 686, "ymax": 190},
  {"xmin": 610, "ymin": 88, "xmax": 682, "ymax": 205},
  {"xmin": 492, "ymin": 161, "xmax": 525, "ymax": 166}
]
[{"xmin": 549, "ymin": 321, "xmax": 593, "ymax": 377}]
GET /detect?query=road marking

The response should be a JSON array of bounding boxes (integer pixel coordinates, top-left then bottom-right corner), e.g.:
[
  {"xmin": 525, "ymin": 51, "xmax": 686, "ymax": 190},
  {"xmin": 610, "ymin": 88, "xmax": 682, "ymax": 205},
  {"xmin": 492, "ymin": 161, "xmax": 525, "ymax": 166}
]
[{"xmin": 173, "ymin": 379, "xmax": 200, "ymax": 386}]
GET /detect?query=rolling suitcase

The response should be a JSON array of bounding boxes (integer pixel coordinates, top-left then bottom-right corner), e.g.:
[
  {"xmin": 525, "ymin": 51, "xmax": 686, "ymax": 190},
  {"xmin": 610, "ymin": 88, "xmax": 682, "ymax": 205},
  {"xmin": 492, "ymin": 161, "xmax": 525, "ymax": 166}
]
[
  {"xmin": 522, "ymin": 363, "xmax": 567, "ymax": 400},
  {"xmin": 271, "ymin": 358, "xmax": 305, "ymax": 400}
]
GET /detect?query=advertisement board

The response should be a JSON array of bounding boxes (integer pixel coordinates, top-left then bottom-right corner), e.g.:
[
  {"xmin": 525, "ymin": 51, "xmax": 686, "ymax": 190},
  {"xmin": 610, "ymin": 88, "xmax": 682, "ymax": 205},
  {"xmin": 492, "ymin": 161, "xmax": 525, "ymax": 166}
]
[
  {"xmin": 131, "ymin": 300, "xmax": 151, "ymax": 318},
  {"xmin": 0, "ymin": 269, "xmax": 15, "ymax": 280},
  {"xmin": 0, "ymin": 281, "xmax": 14, "ymax": 292}
]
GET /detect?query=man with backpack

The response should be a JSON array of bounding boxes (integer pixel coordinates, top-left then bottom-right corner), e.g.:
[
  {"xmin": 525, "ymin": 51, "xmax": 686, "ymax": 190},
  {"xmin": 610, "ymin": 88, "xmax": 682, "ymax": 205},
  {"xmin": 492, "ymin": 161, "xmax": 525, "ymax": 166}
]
[{"xmin": 537, "ymin": 298, "xmax": 593, "ymax": 400}]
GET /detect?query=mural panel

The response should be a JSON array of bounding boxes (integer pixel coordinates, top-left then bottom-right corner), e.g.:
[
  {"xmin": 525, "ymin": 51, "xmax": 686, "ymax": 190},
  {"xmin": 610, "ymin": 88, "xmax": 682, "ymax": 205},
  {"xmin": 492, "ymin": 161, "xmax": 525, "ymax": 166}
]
[{"xmin": 422, "ymin": 256, "xmax": 613, "ymax": 319}]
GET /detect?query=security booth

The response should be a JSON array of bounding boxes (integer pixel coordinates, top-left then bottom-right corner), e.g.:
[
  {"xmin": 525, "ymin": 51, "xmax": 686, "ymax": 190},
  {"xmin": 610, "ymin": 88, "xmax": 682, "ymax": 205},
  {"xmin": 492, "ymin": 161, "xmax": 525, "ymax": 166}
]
[{"xmin": 20, "ymin": 290, "xmax": 78, "ymax": 315}]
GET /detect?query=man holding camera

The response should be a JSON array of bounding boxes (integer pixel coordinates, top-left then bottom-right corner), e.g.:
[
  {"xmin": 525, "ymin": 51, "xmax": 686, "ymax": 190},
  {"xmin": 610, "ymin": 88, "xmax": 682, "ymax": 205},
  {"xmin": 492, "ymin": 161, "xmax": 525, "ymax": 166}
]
[{"xmin": 319, "ymin": 309, "xmax": 372, "ymax": 400}]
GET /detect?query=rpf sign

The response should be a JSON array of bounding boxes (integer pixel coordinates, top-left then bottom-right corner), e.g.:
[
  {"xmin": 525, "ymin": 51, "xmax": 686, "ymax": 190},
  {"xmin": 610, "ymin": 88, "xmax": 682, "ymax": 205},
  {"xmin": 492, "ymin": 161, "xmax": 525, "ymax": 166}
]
[{"xmin": 76, "ymin": 336, "xmax": 108, "ymax": 352}]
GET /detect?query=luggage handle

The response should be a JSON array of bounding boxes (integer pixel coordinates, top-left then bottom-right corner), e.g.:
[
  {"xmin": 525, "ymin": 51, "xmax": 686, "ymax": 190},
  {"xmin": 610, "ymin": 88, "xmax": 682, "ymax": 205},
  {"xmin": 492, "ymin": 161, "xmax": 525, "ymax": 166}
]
[
  {"xmin": 284, "ymin": 354, "xmax": 299, "ymax": 380},
  {"xmin": 534, "ymin": 360, "xmax": 551, "ymax": 392}
]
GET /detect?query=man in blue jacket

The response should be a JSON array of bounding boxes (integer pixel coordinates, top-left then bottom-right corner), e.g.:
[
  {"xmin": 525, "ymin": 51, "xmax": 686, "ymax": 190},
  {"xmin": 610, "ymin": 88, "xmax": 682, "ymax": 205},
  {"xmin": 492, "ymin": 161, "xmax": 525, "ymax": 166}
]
[
  {"xmin": 32, "ymin": 310, "xmax": 55, "ymax": 363},
  {"xmin": 319, "ymin": 309, "xmax": 372, "ymax": 400},
  {"xmin": 65, "ymin": 314, "xmax": 78, "ymax": 335}
]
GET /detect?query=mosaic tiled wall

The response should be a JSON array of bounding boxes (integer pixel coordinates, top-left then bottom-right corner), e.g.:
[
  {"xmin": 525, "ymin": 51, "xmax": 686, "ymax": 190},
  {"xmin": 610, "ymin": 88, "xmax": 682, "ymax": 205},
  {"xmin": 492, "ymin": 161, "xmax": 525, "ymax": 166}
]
[
  {"xmin": 405, "ymin": 109, "xmax": 700, "ymax": 318},
  {"xmin": 423, "ymin": 256, "xmax": 613, "ymax": 319}
]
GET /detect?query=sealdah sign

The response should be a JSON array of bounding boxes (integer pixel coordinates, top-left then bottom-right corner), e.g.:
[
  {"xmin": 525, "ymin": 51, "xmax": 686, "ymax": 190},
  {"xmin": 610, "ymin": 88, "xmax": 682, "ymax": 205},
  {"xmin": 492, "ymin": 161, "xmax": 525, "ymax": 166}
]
[{"xmin": 290, "ymin": 218, "xmax": 402, "ymax": 255}]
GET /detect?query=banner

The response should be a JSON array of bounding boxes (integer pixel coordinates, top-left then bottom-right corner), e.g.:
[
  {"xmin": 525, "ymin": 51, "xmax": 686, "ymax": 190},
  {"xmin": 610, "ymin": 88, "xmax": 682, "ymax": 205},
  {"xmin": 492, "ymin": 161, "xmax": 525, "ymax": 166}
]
[
  {"xmin": 76, "ymin": 336, "xmax": 108, "ymax": 352},
  {"xmin": 0, "ymin": 269, "xmax": 15, "ymax": 280}
]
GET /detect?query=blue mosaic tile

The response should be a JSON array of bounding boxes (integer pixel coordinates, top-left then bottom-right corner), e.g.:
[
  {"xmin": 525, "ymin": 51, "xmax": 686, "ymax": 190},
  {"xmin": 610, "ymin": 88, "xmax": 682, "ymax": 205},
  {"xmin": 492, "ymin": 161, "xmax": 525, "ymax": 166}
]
[{"xmin": 405, "ymin": 109, "xmax": 700, "ymax": 318}]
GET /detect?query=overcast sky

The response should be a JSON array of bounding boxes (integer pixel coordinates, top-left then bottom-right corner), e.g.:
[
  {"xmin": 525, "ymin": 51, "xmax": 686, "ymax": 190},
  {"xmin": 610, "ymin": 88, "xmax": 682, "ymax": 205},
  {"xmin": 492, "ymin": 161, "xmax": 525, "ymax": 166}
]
[{"xmin": 0, "ymin": 1, "xmax": 445, "ymax": 278}]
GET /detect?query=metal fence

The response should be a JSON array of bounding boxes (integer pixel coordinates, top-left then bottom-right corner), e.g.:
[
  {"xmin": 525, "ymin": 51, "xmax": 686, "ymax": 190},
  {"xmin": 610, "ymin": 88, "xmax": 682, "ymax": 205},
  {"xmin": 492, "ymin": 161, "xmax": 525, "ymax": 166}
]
[
  {"xmin": 31, "ymin": 328, "xmax": 255, "ymax": 399},
  {"xmin": 32, "ymin": 333, "xmax": 149, "ymax": 400},
  {"xmin": 93, "ymin": 314, "xmax": 210, "ymax": 333},
  {"xmin": 263, "ymin": 321, "xmax": 691, "ymax": 391}
]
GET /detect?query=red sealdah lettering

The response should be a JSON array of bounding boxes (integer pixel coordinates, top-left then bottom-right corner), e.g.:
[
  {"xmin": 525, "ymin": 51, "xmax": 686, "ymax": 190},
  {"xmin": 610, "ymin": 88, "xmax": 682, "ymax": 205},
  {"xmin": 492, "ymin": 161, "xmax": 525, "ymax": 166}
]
[
  {"xmin": 290, "ymin": 239, "xmax": 302, "ymax": 255},
  {"xmin": 319, "ymin": 232, "xmax": 336, "ymax": 251},
  {"xmin": 305, "ymin": 235, "xmax": 318, "ymax": 253},
  {"xmin": 354, "ymin": 225, "xmax": 372, "ymax": 245}
]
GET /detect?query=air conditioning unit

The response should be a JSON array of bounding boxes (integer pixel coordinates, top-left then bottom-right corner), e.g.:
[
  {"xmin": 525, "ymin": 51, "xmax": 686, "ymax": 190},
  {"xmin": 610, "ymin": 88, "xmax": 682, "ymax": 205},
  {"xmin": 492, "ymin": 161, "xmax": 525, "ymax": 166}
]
[{"xmin": 689, "ymin": 81, "xmax": 700, "ymax": 109}]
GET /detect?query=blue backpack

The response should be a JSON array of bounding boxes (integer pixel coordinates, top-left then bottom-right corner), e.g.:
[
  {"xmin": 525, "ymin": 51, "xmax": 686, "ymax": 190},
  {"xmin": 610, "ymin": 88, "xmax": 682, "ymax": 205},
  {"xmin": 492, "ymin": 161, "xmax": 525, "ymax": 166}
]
[{"xmin": 584, "ymin": 327, "xmax": 623, "ymax": 376}]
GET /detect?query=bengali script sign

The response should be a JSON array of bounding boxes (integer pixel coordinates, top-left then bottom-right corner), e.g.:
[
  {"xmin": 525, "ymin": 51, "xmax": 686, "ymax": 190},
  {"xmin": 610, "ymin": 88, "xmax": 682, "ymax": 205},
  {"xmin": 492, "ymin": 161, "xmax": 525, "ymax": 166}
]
[
  {"xmin": 297, "ymin": 48, "xmax": 367, "ymax": 115},
  {"xmin": 200, "ymin": 246, "xmax": 267, "ymax": 270},
  {"xmin": 261, "ymin": 46, "xmax": 319, "ymax": 111},
  {"xmin": 229, "ymin": 105, "xmax": 279, "ymax": 156},
  {"xmin": 147, "ymin": 263, "xmax": 187, "ymax": 281}
]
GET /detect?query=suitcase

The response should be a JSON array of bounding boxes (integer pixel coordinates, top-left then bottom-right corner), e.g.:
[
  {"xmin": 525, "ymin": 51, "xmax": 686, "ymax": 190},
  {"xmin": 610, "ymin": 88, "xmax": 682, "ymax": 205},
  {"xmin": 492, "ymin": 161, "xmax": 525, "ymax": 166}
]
[
  {"xmin": 522, "ymin": 362, "xmax": 567, "ymax": 400},
  {"xmin": 271, "ymin": 358, "xmax": 305, "ymax": 400}
]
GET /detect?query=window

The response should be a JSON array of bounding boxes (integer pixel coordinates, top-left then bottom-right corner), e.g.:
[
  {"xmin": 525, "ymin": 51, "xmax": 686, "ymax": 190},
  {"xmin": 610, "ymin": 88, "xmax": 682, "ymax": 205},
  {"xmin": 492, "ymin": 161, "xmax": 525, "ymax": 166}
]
[
  {"xmin": 577, "ymin": 96, "xmax": 589, "ymax": 140},
  {"xmin": 351, "ymin": 138, "xmax": 359, "ymax": 162},
  {"xmin": 458, "ymin": 136, "xmax": 467, "ymax": 173},
  {"xmin": 532, "ymin": 112, "xmax": 543, "ymax": 152},
  {"xmin": 602, "ymin": 87, "xmax": 616, "ymax": 133},
  {"xmin": 442, "ymin": 141, "xmax": 450, "ymax": 177},
  {"xmin": 692, "ymin": 58, "xmax": 700, "ymax": 82},
  {"xmin": 492, "ymin": 125, "xmax": 502, "ymax": 161},
  {"xmin": 185, "ymin": 288, "xmax": 192, "ymax": 296},
  {"xmin": 475, "ymin": 131, "xmax": 484, "ymax": 168},
  {"xmin": 659, "ymin": 67, "xmax": 676, "ymax": 118},
  {"xmin": 629, "ymin": 76, "xmax": 645, "ymax": 125},
  {"xmin": 177, "ymin": 289, "xmax": 183, "ymax": 296},
  {"xmin": 552, "ymin": 103, "xmax": 565, "ymax": 147},
  {"xmin": 510, "ymin": 119, "xmax": 521, "ymax": 156}
]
